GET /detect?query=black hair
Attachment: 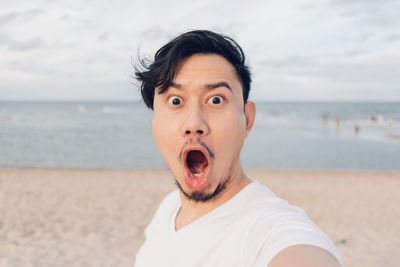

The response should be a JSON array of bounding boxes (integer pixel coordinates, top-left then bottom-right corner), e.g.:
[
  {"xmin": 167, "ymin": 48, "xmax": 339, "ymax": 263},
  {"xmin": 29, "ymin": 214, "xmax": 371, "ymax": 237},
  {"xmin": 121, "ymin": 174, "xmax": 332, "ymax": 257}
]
[{"xmin": 134, "ymin": 30, "xmax": 251, "ymax": 110}]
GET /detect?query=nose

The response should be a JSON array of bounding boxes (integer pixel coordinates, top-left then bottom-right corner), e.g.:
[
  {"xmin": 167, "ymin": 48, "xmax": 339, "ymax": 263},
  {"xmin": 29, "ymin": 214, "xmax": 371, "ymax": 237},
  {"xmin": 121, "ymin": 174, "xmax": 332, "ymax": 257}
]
[{"xmin": 182, "ymin": 106, "xmax": 209, "ymax": 137}]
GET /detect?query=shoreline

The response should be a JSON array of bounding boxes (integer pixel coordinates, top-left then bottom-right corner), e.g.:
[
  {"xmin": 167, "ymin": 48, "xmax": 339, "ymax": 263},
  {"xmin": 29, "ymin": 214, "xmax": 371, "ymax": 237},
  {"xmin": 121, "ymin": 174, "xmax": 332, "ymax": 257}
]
[{"xmin": 1, "ymin": 168, "xmax": 399, "ymax": 266}]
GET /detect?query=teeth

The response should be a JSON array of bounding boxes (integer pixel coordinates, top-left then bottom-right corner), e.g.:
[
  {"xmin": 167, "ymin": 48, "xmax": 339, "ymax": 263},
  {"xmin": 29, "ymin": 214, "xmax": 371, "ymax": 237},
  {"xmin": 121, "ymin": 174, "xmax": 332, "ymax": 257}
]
[{"xmin": 194, "ymin": 172, "xmax": 203, "ymax": 178}]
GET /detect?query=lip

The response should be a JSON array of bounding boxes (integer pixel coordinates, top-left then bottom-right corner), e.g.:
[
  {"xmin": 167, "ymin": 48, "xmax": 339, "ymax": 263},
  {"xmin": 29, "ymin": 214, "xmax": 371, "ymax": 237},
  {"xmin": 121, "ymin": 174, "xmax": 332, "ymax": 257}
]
[
  {"xmin": 182, "ymin": 145, "xmax": 211, "ymax": 165},
  {"xmin": 182, "ymin": 145, "xmax": 211, "ymax": 191}
]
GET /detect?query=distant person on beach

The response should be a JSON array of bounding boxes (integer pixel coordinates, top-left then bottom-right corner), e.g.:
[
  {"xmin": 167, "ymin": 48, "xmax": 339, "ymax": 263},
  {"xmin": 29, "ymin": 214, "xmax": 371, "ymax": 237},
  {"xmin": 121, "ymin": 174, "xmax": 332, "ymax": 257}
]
[
  {"xmin": 388, "ymin": 117, "xmax": 393, "ymax": 134},
  {"xmin": 335, "ymin": 116, "xmax": 341, "ymax": 132},
  {"xmin": 354, "ymin": 124, "xmax": 360, "ymax": 135},
  {"xmin": 133, "ymin": 30, "xmax": 343, "ymax": 267},
  {"xmin": 322, "ymin": 113, "xmax": 329, "ymax": 126}
]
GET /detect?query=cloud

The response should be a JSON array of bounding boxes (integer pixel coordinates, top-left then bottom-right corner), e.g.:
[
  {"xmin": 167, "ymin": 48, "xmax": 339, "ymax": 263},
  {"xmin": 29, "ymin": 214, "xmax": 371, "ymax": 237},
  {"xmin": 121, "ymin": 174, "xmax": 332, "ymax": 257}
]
[
  {"xmin": 386, "ymin": 34, "xmax": 400, "ymax": 42},
  {"xmin": 257, "ymin": 56, "xmax": 317, "ymax": 69},
  {"xmin": 330, "ymin": 0, "xmax": 400, "ymax": 28},
  {"xmin": 0, "ymin": 31, "xmax": 73, "ymax": 52},
  {"xmin": 0, "ymin": 32, "xmax": 45, "ymax": 51},
  {"xmin": 139, "ymin": 26, "xmax": 171, "ymax": 41},
  {"xmin": 59, "ymin": 14, "xmax": 70, "ymax": 21},
  {"xmin": 98, "ymin": 30, "xmax": 109, "ymax": 41},
  {"xmin": 0, "ymin": 8, "xmax": 44, "ymax": 25},
  {"xmin": 1, "ymin": 0, "xmax": 399, "ymax": 101}
]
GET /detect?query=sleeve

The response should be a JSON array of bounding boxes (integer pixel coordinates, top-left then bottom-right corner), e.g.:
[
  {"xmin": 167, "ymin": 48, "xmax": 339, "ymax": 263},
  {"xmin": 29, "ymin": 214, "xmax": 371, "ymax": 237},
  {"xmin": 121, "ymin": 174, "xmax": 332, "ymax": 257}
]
[{"xmin": 242, "ymin": 205, "xmax": 343, "ymax": 267}]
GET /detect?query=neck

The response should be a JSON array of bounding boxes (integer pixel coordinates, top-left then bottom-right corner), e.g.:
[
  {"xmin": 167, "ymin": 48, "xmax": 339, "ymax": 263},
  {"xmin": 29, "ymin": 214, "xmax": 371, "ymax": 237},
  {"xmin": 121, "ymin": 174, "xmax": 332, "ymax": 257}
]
[{"xmin": 175, "ymin": 164, "xmax": 251, "ymax": 231}]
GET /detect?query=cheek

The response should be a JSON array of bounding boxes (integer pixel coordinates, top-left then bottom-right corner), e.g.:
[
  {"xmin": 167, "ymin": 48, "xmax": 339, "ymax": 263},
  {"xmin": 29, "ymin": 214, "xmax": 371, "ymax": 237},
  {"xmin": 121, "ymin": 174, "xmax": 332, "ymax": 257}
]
[
  {"xmin": 152, "ymin": 109, "xmax": 186, "ymax": 172},
  {"xmin": 152, "ymin": 113, "xmax": 175, "ymax": 158},
  {"xmin": 212, "ymin": 110, "xmax": 247, "ymax": 151}
]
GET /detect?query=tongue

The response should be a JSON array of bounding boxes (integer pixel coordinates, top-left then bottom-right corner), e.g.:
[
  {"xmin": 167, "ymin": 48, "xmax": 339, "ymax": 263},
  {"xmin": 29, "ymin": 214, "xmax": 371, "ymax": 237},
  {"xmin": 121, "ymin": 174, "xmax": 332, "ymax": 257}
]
[
  {"xmin": 187, "ymin": 151, "xmax": 207, "ymax": 175},
  {"xmin": 190, "ymin": 164, "xmax": 205, "ymax": 174},
  {"xmin": 188, "ymin": 158, "xmax": 207, "ymax": 173}
]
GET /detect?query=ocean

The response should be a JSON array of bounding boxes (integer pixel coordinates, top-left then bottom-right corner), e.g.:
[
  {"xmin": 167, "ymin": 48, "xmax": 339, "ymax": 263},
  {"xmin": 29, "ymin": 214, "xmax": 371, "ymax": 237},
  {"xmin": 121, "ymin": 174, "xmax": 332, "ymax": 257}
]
[{"xmin": 1, "ymin": 101, "xmax": 399, "ymax": 171}]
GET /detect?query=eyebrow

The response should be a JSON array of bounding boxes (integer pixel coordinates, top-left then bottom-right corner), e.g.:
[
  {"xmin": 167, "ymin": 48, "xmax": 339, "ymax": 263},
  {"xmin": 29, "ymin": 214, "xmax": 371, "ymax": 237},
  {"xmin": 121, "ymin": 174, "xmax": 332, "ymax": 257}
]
[{"xmin": 170, "ymin": 81, "xmax": 232, "ymax": 91}]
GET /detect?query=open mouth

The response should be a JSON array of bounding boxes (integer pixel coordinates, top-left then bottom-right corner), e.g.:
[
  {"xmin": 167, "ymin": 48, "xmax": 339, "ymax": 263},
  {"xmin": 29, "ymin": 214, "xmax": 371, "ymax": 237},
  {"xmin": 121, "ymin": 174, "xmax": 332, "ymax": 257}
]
[{"xmin": 186, "ymin": 150, "xmax": 209, "ymax": 178}]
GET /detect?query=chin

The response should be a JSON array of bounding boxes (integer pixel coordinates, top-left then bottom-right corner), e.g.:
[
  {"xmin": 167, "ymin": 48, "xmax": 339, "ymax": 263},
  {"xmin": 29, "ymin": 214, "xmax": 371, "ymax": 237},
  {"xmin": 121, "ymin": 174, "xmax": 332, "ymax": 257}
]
[{"xmin": 174, "ymin": 173, "xmax": 230, "ymax": 203}]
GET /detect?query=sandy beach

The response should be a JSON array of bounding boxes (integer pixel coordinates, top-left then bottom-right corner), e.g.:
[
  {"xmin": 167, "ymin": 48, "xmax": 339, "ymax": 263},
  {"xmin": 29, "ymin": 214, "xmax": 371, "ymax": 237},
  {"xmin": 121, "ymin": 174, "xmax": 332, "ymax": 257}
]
[{"xmin": 0, "ymin": 168, "xmax": 399, "ymax": 266}]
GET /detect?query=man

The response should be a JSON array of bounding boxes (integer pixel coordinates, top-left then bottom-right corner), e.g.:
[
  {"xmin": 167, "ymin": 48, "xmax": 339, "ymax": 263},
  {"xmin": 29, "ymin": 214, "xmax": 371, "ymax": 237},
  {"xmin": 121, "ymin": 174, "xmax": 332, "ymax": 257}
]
[{"xmin": 134, "ymin": 30, "xmax": 343, "ymax": 267}]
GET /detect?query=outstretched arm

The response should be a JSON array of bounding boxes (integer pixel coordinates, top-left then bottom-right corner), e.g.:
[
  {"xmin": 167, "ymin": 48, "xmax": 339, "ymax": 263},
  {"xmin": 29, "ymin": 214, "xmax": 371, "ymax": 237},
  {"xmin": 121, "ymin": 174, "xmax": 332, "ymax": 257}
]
[{"xmin": 268, "ymin": 244, "xmax": 343, "ymax": 267}]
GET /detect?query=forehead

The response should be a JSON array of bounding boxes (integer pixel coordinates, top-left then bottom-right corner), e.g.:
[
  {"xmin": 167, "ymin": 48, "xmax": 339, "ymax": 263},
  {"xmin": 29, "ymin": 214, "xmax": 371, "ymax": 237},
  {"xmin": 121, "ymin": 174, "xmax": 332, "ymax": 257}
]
[{"xmin": 173, "ymin": 53, "xmax": 241, "ymax": 86}]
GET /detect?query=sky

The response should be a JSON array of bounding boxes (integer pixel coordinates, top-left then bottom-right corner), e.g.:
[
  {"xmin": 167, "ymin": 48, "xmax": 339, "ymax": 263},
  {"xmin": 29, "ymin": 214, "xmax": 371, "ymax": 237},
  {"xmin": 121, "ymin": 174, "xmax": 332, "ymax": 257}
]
[{"xmin": 1, "ymin": 0, "xmax": 399, "ymax": 102}]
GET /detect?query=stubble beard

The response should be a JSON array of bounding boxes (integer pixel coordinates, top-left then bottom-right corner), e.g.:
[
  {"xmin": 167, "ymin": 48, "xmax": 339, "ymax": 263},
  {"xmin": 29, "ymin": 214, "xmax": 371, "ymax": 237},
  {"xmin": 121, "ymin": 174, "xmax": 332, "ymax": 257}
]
[{"xmin": 173, "ymin": 164, "xmax": 233, "ymax": 203}]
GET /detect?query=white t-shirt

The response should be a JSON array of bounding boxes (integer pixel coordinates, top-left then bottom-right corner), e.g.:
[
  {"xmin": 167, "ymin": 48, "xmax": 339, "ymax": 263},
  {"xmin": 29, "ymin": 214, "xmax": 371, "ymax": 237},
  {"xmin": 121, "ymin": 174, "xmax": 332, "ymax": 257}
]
[{"xmin": 134, "ymin": 181, "xmax": 343, "ymax": 267}]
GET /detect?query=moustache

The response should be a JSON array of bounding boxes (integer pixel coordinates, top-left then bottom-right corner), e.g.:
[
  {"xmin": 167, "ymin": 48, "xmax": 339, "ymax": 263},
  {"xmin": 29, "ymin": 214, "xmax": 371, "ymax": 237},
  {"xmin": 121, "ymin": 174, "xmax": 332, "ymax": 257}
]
[{"xmin": 178, "ymin": 138, "xmax": 215, "ymax": 161}]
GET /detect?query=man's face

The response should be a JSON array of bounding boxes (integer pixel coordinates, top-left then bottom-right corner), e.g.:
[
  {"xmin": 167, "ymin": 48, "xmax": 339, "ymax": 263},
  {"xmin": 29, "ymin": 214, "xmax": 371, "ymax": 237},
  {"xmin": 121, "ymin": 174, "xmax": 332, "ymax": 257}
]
[{"xmin": 152, "ymin": 53, "xmax": 253, "ymax": 202}]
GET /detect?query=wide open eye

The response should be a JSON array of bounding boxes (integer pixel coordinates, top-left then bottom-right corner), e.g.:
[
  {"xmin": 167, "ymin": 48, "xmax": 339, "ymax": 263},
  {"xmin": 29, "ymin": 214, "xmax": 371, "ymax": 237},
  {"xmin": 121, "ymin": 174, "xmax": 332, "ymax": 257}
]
[
  {"xmin": 168, "ymin": 96, "xmax": 183, "ymax": 105},
  {"xmin": 207, "ymin": 96, "xmax": 223, "ymax": 105}
]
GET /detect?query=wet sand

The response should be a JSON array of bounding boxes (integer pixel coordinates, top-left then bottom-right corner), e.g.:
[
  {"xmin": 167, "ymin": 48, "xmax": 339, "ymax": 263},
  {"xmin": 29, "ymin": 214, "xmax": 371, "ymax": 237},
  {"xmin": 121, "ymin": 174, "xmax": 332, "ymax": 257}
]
[{"xmin": 0, "ymin": 168, "xmax": 399, "ymax": 266}]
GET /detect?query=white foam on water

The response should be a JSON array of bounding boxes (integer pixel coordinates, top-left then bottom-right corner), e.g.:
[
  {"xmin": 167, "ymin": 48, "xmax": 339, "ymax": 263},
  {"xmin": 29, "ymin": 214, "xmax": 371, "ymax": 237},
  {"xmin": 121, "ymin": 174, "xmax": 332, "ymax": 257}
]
[
  {"xmin": 11, "ymin": 115, "xmax": 19, "ymax": 122},
  {"xmin": 77, "ymin": 105, "xmax": 86, "ymax": 113}
]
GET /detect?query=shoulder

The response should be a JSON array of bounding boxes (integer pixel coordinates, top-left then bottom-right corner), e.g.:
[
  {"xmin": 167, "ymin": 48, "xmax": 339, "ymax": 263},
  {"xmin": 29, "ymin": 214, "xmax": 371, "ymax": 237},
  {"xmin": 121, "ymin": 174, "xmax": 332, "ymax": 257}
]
[
  {"xmin": 238, "ymin": 181, "xmax": 307, "ymax": 223},
  {"xmin": 240, "ymin": 181, "xmax": 343, "ymax": 266}
]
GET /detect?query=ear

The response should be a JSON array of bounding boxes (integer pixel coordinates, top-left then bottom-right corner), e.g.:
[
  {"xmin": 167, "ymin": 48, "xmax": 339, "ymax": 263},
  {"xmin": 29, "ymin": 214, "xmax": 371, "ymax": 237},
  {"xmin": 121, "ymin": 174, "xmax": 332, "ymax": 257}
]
[{"xmin": 244, "ymin": 101, "xmax": 256, "ymax": 138}]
